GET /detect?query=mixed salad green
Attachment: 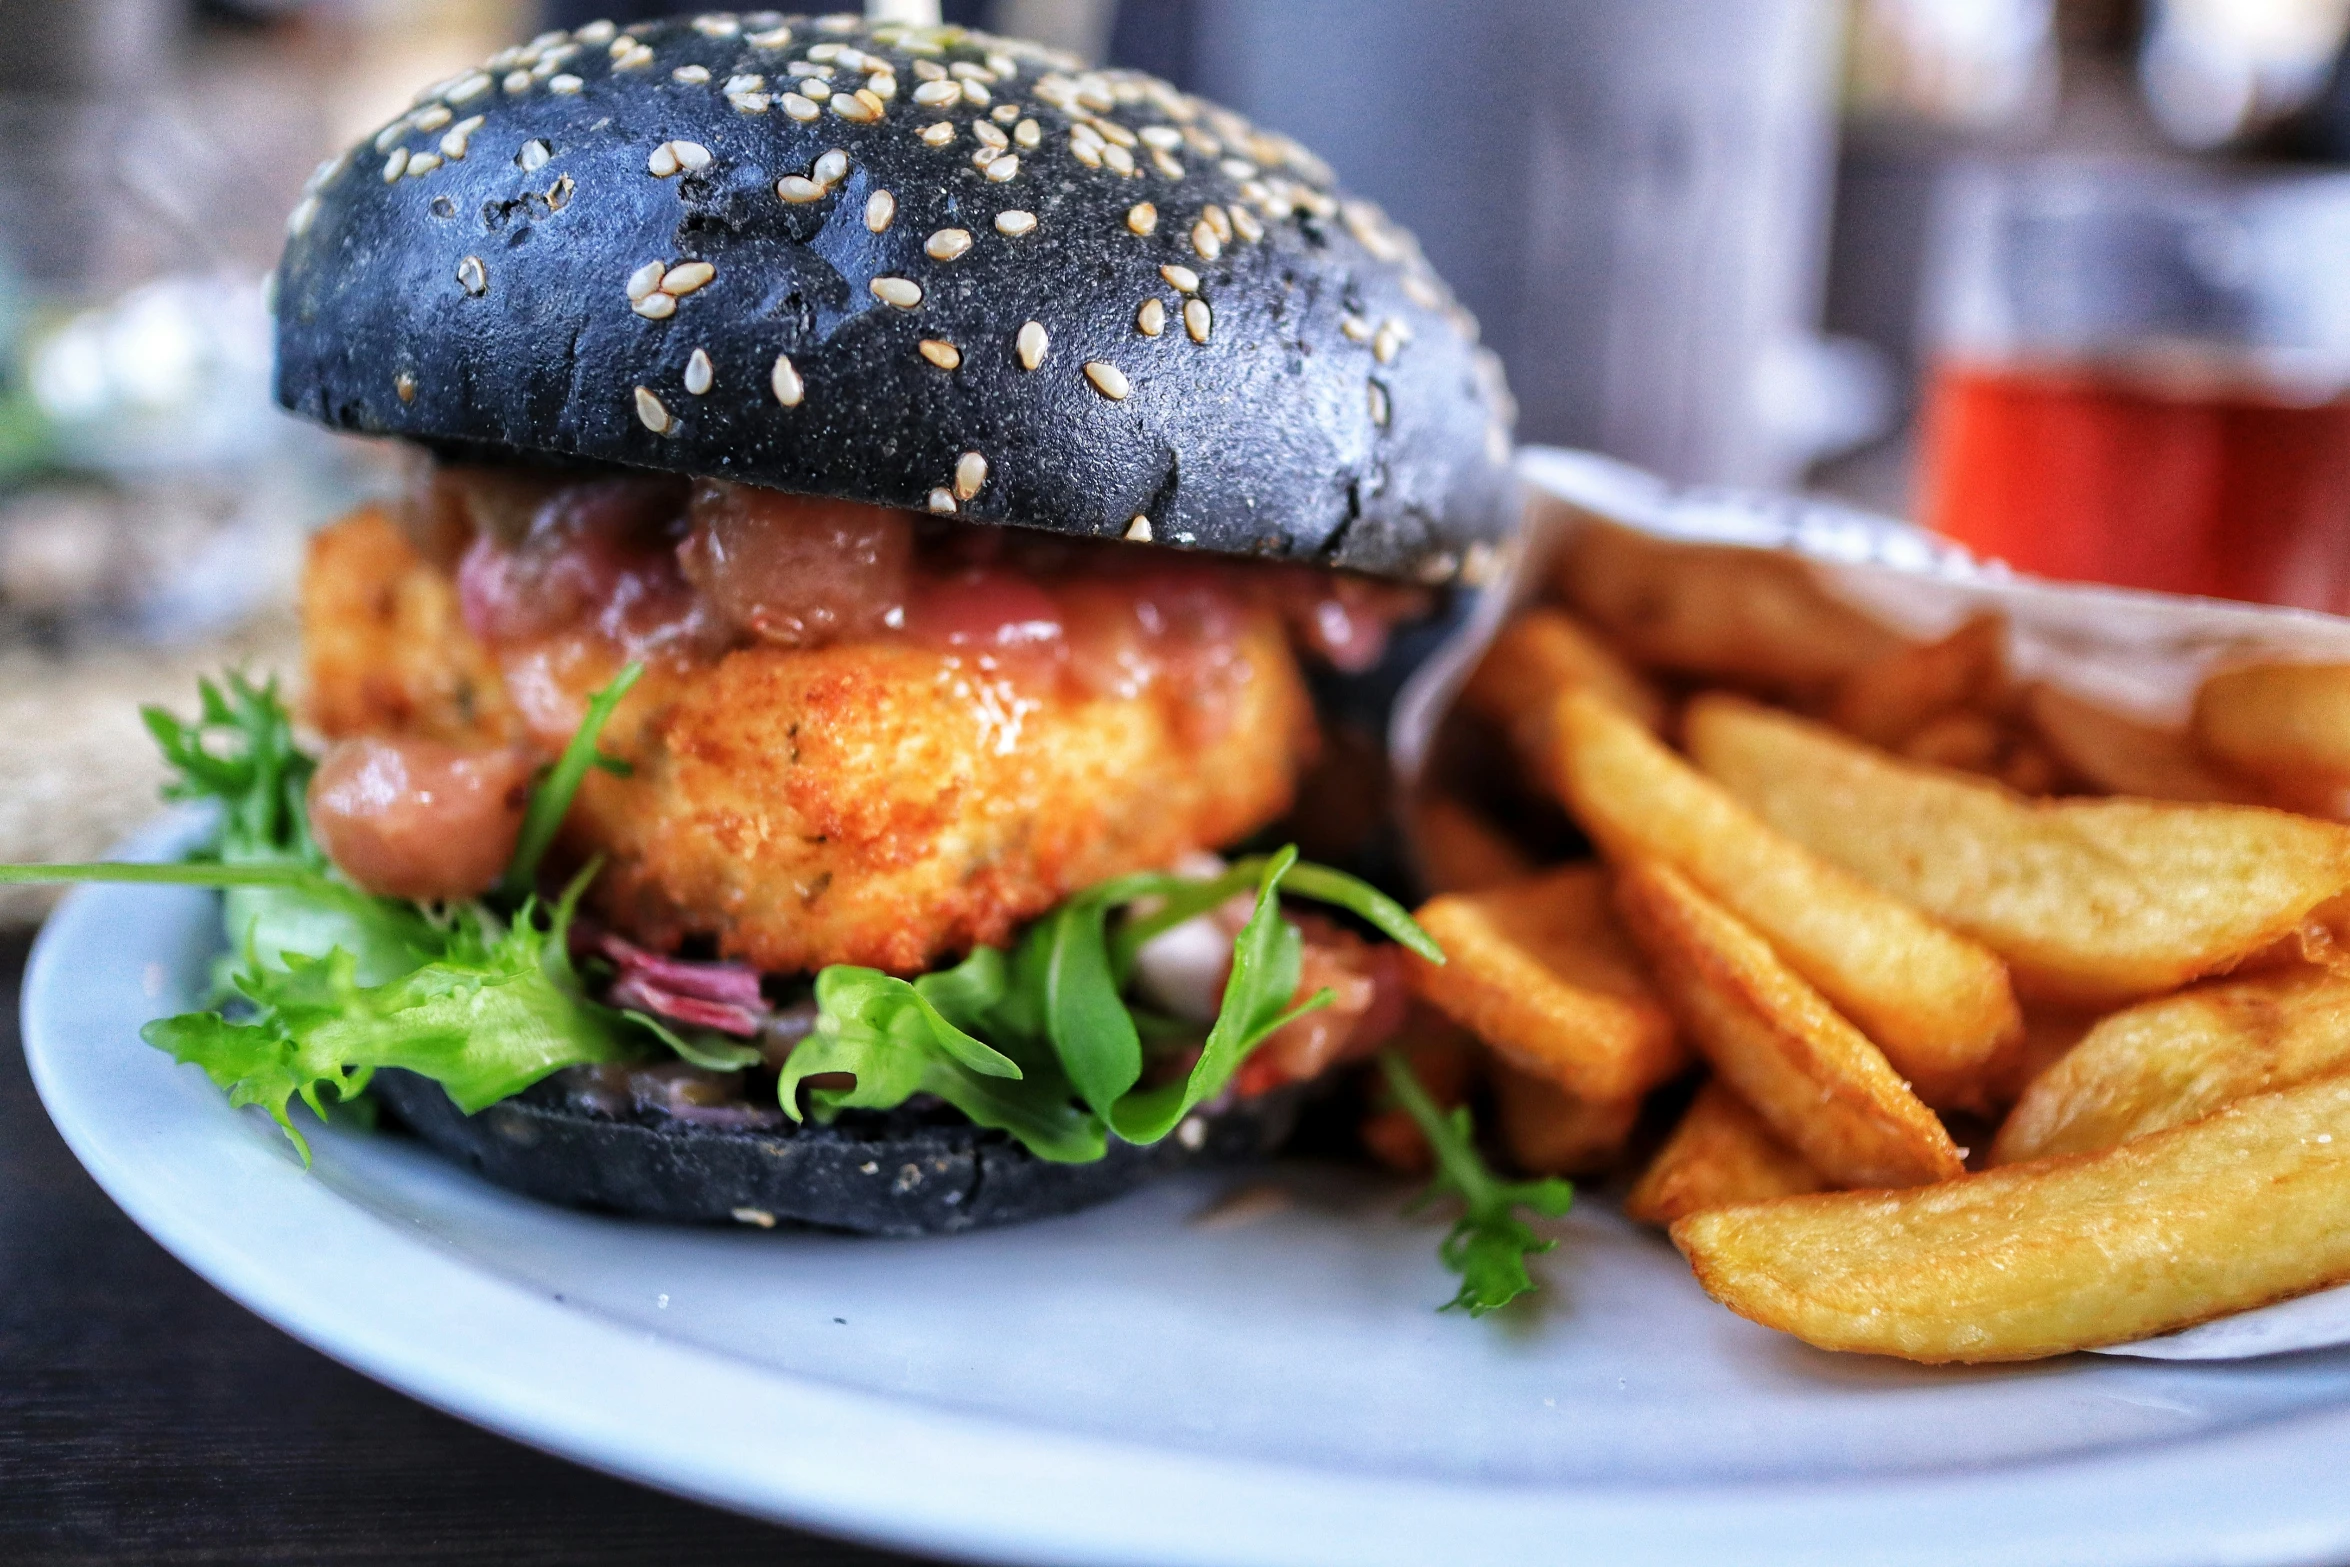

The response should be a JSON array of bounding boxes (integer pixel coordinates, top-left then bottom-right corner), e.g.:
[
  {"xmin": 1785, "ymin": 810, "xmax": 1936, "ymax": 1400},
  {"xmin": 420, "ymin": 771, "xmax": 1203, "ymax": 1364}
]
[{"xmin": 2, "ymin": 668, "xmax": 1570, "ymax": 1314}]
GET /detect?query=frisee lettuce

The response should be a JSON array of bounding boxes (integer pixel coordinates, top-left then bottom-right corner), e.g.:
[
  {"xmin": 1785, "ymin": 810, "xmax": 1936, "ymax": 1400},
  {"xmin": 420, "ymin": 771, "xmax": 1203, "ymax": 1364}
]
[{"xmin": 1378, "ymin": 1049, "xmax": 1574, "ymax": 1315}]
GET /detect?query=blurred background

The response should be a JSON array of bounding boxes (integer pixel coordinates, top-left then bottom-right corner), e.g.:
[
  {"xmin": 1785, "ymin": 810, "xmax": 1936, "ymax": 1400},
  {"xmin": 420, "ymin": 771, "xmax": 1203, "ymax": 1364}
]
[{"xmin": 6, "ymin": 0, "xmax": 2350, "ymax": 899}]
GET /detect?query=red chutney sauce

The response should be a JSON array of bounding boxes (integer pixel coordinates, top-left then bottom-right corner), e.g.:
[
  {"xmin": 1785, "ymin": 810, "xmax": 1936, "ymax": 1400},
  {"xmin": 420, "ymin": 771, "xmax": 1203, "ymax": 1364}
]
[{"xmin": 426, "ymin": 465, "xmax": 1432, "ymax": 742}]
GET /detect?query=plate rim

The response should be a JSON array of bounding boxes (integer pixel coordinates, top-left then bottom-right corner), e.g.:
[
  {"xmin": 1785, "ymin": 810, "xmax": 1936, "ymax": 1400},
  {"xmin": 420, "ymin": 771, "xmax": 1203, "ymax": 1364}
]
[{"xmin": 26, "ymin": 827, "xmax": 2350, "ymax": 1567}]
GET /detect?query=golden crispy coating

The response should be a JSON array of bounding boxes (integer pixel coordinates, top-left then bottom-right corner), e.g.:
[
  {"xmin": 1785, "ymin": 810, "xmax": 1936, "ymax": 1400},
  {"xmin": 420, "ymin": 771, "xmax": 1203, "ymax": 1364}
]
[{"xmin": 302, "ymin": 514, "xmax": 1314, "ymax": 974}]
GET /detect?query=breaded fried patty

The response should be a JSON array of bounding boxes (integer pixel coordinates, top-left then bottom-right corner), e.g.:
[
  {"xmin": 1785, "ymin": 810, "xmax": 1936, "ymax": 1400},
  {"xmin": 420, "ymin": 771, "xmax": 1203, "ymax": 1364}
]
[{"xmin": 303, "ymin": 510, "xmax": 1315, "ymax": 975}]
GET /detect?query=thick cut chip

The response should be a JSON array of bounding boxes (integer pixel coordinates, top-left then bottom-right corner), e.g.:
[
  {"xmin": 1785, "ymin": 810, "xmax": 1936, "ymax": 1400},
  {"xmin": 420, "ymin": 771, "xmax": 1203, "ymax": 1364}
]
[
  {"xmin": 1614, "ymin": 860, "xmax": 1965, "ymax": 1189},
  {"xmin": 1624, "ymin": 1079, "xmax": 1827, "ymax": 1226},
  {"xmin": 1489, "ymin": 1057, "xmax": 1641, "ymax": 1176},
  {"xmin": 1554, "ymin": 521, "xmax": 1903, "ymax": 695},
  {"xmin": 1994, "ymin": 967, "xmax": 2350, "ymax": 1163},
  {"xmin": 1408, "ymin": 866, "xmax": 1684, "ymax": 1102},
  {"xmin": 2025, "ymin": 684, "xmax": 2263, "ymax": 805},
  {"xmin": 1542, "ymin": 688, "xmax": 2020, "ymax": 1109},
  {"xmin": 1459, "ymin": 607, "xmax": 1668, "ymax": 746},
  {"xmin": 2194, "ymin": 663, "xmax": 2350, "ymax": 813},
  {"xmin": 1412, "ymin": 791, "xmax": 1536, "ymax": 895},
  {"xmin": 1828, "ymin": 614, "xmax": 2008, "ymax": 749},
  {"xmin": 1675, "ymin": 1073, "xmax": 2350, "ymax": 1363},
  {"xmin": 1687, "ymin": 693, "xmax": 2350, "ymax": 1009}
]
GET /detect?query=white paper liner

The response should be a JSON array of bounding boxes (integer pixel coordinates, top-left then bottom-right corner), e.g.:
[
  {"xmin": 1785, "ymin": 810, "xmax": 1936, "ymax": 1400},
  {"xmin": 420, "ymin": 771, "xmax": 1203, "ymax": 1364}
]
[{"xmin": 1386, "ymin": 444, "xmax": 2350, "ymax": 1361}]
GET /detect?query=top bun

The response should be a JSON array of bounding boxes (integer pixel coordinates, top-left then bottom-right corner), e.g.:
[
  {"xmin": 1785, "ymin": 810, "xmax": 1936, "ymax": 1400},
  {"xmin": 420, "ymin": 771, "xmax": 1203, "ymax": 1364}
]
[{"xmin": 273, "ymin": 12, "xmax": 1518, "ymax": 584}]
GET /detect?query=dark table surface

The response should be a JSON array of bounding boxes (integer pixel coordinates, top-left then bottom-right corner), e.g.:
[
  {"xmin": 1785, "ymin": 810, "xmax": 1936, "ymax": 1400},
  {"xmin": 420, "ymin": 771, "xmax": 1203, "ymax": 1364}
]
[{"xmin": 0, "ymin": 930, "xmax": 943, "ymax": 1567}]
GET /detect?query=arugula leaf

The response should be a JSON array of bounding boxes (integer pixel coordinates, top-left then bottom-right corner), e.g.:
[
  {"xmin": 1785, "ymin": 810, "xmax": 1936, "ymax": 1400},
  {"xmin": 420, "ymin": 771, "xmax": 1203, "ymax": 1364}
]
[
  {"xmin": 501, "ymin": 661, "xmax": 643, "ymax": 899},
  {"xmin": 1109, "ymin": 847, "xmax": 1334, "ymax": 1144},
  {"xmin": 143, "ymin": 884, "xmax": 633, "ymax": 1162},
  {"xmin": 1377, "ymin": 1049, "xmax": 1573, "ymax": 1316},
  {"xmin": 1035, "ymin": 898, "xmax": 1142, "ymax": 1120}
]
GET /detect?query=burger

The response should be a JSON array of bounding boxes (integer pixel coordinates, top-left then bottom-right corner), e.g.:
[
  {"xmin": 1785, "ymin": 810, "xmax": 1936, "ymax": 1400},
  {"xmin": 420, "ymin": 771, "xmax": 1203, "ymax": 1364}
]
[{"xmin": 102, "ymin": 10, "xmax": 1520, "ymax": 1237}]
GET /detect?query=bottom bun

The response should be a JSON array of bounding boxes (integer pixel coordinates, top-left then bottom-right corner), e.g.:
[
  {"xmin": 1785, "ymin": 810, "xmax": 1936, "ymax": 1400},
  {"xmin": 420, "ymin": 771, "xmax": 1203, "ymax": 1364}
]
[{"xmin": 371, "ymin": 1069, "xmax": 1298, "ymax": 1237}]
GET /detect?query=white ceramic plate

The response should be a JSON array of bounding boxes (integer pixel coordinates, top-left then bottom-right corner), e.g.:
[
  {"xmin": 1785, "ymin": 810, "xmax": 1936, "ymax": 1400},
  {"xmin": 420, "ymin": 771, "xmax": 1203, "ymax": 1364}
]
[{"xmin": 29, "ymin": 818, "xmax": 2350, "ymax": 1567}]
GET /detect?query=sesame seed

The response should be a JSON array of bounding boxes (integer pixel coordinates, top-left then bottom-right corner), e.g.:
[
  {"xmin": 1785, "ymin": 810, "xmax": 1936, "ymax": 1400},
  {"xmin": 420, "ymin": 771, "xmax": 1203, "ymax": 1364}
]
[
  {"xmin": 447, "ymin": 72, "xmax": 492, "ymax": 103},
  {"xmin": 1160, "ymin": 264, "xmax": 1199, "ymax": 293},
  {"xmin": 813, "ymin": 148, "xmax": 849, "ymax": 185},
  {"xmin": 673, "ymin": 64, "xmax": 710, "ymax": 83},
  {"xmin": 866, "ymin": 188, "xmax": 896, "ymax": 231},
  {"xmin": 962, "ymin": 80, "xmax": 992, "ymax": 106},
  {"xmin": 973, "ymin": 120, "xmax": 1008, "ymax": 149},
  {"xmin": 994, "ymin": 208, "xmax": 1036, "ymax": 236},
  {"xmin": 1230, "ymin": 205, "xmax": 1262, "ymax": 243},
  {"xmin": 692, "ymin": 14, "xmax": 738, "ymax": 36},
  {"xmin": 870, "ymin": 276, "xmax": 923, "ymax": 308},
  {"xmin": 799, "ymin": 78, "xmax": 832, "ymax": 101},
  {"xmin": 440, "ymin": 116, "xmax": 484, "ymax": 159},
  {"xmin": 1184, "ymin": 297, "xmax": 1211, "ymax": 342},
  {"xmin": 771, "ymin": 353, "xmax": 804, "ymax": 405},
  {"xmin": 1190, "ymin": 221, "xmax": 1221, "ymax": 260},
  {"xmin": 808, "ymin": 40, "xmax": 843, "ymax": 61},
  {"xmin": 547, "ymin": 174, "xmax": 574, "ymax": 210},
  {"xmin": 685, "ymin": 347, "xmax": 714, "ymax": 394},
  {"xmin": 1102, "ymin": 143, "xmax": 1135, "ymax": 175},
  {"xmin": 954, "ymin": 451, "xmax": 988, "ymax": 499},
  {"xmin": 918, "ymin": 339, "xmax": 961, "ymax": 369},
  {"xmin": 951, "ymin": 61, "xmax": 996, "ymax": 83},
  {"xmin": 663, "ymin": 260, "xmax": 715, "ymax": 295},
  {"xmin": 1124, "ymin": 515, "xmax": 1152, "ymax": 542},
  {"xmin": 504, "ymin": 70, "xmax": 532, "ymax": 93},
  {"xmin": 731, "ymin": 91, "xmax": 771, "ymax": 113},
  {"xmin": 1203, "ymin": 204, "xmax": 1233, "ymax": 243},
  {"xmin": 1093, "ymin": 118, "xmax": 1137, "ymax": 148},
  {"xmin": 1367, "ymin": 380, "xmax": 1390, "ymax": 427},
  {"xmin": 648, "ymin": 143, "xmax": 679, "ymax": 177},
  {"xmin": 1340, "ymin": 314, "xmax": 1372, "ymax": 342},
  {"xmin": 912, "ymin": 77, "xmax": 961, "ymax": 107},
  {"xmin": 919, "ymin": 120, "xmax": 955, "ymax": 145},
  {"xmin": 1373, "ymin": 321, "xmax": 1403, "ymax": 363},
  {"xmin": 414, "ymin": 104, "xmax": 453, "ymax": 132},
  {"xmin": 925, "ymin": 227, "xmax": 973, "ymax": 261},
  {"xmin": 787, "ymin": 59, "xmax": 833, "ymax": 78},
  {"xmin": 723, "ymin": 73, "xmax": 766, "ymax": 94},
  {"xmin": 635, "ymin": 386, "xmax": 674, "ymax": 433},
  {"xmin": 513, "ymin": 140, "xmax": 551, "ymax": 175},
  {"xmin": 777, "ymin": 175, "xmax": 826, "ymax": 202},
  {"xmin": 1083, "ymin": 361, "xmax": 1130, "ymax": 400},
  {"xmin": 1401, "ymin": 273, "xmax": 1441, "ymax": 309},
  {"xmin": 913, "ymin": 59, "xmax": 945, "ymax": 81},
  {"xmin": 747, "ymin": 24, "xmax": 792, "ymax": 48},
  {"xmin": 782, "ymin": 93, "xmax": 820, "ymax": 121},
  {"xmin": 406, "ymin": 150, "xmax": 443, "ymax": 178},
  {"xmin": 972, "ymin": 146, "xmax": 1001, "ymax": 169},
  {"xmin": 1152, "ymin": 150, "xmax": 1185, "ymax": 179},
  {"xmin": 549, "ymin": 73, "xmax": 583, "ymax": 93},
  {"xmin": 1071, "ymin": 122, "xmax": 1105, "ymax": 149},
  {"xmin": 866, "ymin": 73, "xmax": 897, "ymax": 100},
  {"xmin": 987, "ymin": 51, "xmax": 1019, "ymax": 77},
  {"xmin": 928, "ymin": 487, "xmax": 957, "ymax": 515},
  {"xmin": 983, "ymin": 154, "xmax": 1019, "ymax": 182},
  {"xmin": 1126, "ymin": 202, "xmax": 1157, "ymax": 235},
  {"xmin": 456, "ymin": 254, "xmax": 487, "ymax": 295},
  {"xmin": 381, "ymin": 148, "xmax": 409, "ymax": 182},
  {"xmin": 632, "ymin": 292, "xmax": 678, "ymax": 319},
  {"xmin": 614, "ymin": 43, "xmax": 654, "ymax": 71},
  {"xmin": 835, "ymin": 89, "xmax": 885, "ymax": 122},
  {"xmin": 1070, "ymin": 139, "xmax": 1102, "ymax": 169},
  {"xmin": 395, "ymin": 371, "xmax": 417, "ymax": 402},
  {"xmin": 1137, "ymin": 298, "xmax": 1165, "ymax": 336},
  {"xmin": 1016, "ymin": 320, "xmax": 1047, "ymax": 369},
  {"xmin": 992, "ymin": 102, "xmax": 1018, "ymax": 123},
  {"xmin": 1013, "ymin": 117, "xmax": 1041, "ymax": 149},
  {"xmin": 577, "ymin": 19, "xmax": 614, "ymax": 42},
  {"xmin": 609, "ymin": 34, "xmax": 635, "ymax": 55},
  {"xmin": 1140, "ymin": 125, "xmax": 1181, "ymax": 149},
  {"xmin": 286, "ymin": 194, "xmax": 320, "ymax": 237}
]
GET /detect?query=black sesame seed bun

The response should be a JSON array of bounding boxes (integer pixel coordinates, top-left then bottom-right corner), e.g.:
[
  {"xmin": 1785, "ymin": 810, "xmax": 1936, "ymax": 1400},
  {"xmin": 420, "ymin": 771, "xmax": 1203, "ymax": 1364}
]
[
  {"xmin": 370, "ymin": 1066, "xmax": 1297, "ymax": 1235},
  {"xmin": 272, "ymin": 11, "xmax": 1518, "ymax": 583}
]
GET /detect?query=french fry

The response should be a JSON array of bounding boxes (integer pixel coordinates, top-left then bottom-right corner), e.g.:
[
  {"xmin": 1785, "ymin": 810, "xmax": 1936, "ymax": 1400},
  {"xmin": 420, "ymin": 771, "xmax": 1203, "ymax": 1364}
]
[
  {"xmin": 1412, "ymin": 791, "xmax": 1537, "ymax": 895},
  {"xmin": 1675, "ymin": 1073, "xmax": 2350, "ymax": 1362},
  {"xmin": 2194, "ymin": 662, "xmax": 2350, "ymax": 810},
  {"xmin": 1359, "ymin": 1016, "xmax": 1480, "ymax": 1175},
  {"xmin": 1613, "ymin": 860, "xmax": 1965, "ymax": 1189},
  {"xmin": 1828, "ymin": 615, "xmax": 2008, "ymax": 748},
  {"xmin": 1993, "ymin": 1006, "xmax": 2098, "ymax": 1105},
  {"xmin": 1687, "ymin": 693, "xmax": 2350, "ymax": 1008},
  {"xmin": 1623, "ymin": 1080, "xmax": 1826, "ymax": 1227},
  {"xmin": 1542, "ymin": 689, "xmax": 2021, "ymax": 1109},
  {"xmin": 2025, "ymin": 683, "xmax": 2263, "ymax": 804},
  {"xmin": 1489, "ymin": 1058, "xmax": 1642, "ymax": 1176},
  {"xmin": 1408, "ymin": 866, "xmax": 1686, "ymax": 1102},
  {"xmin": 1458, "ymin": 607, "xmax": 1668, "ymax": 747},
  {"xmin": 1555, "ymin": 521, "xmax": 1903, "ymax": 694},
  {"xmin": 1993, "ymin": 968, "xmax": 2350, "ymax": 1163}
]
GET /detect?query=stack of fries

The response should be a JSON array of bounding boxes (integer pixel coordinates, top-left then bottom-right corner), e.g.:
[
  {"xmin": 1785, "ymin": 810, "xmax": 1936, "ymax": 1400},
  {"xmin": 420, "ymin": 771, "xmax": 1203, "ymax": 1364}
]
[{"xmin": 1397, "ymin": 518, "xmax": 2350, "ymax": 1363}]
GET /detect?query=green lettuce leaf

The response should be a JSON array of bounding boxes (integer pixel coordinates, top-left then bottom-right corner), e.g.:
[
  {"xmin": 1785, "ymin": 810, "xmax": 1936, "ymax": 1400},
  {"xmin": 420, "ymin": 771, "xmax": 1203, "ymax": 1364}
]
[{"xmin": 1377, "ymin": 1049, "xmax": 1574, "ymax": 1316}]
